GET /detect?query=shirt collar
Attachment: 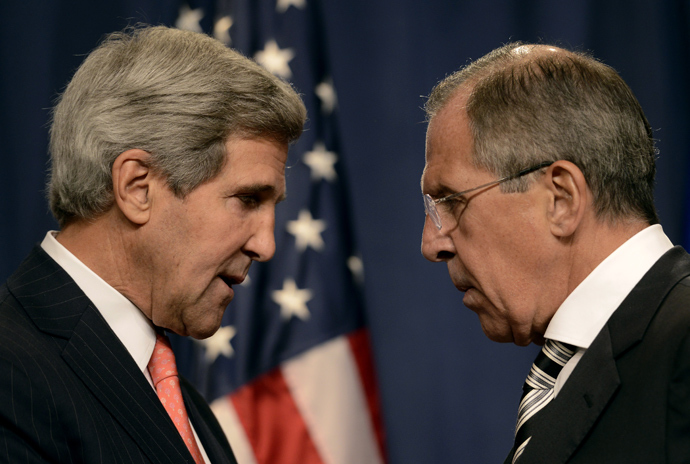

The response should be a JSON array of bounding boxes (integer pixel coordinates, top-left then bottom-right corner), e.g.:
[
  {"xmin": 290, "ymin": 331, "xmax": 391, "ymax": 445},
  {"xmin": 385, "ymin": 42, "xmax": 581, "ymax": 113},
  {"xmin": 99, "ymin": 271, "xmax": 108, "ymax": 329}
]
[
  {"xmin": 544, "ymin": 224, "xmax": 673, "ymax": 349},
  {"xmin": 40, "ymin": 231, "xmax": 156, "ymax": 380}
]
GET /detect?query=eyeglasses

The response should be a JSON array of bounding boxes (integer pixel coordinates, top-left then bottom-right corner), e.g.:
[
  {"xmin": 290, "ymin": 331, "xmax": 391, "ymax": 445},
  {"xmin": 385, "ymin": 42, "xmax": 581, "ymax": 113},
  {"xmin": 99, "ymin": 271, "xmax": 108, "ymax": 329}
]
[{"xmin": 423, "ymin": 161, "xmax": 553, "ymax": 230}]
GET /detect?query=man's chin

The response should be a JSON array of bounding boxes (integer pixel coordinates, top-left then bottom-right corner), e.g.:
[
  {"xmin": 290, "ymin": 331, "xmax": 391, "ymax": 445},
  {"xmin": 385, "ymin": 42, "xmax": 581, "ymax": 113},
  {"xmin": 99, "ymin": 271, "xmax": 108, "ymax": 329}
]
[
  {"xmin": 466, "ymin": 295, "xmax": 537, "ymax": 346},
  {"xmin": 185, "ymin": 324, "xmax": 220, "ymax": 340},
  {"xmin": 190, "ymin": 316, "xmax": 226, "ymax": 340},
  {"xmin": 476, "ymin": 317, "xmax": 534, "ymax": 345},
  {"xmin": 175, "ymin": 309, "xmax": 225, "ymax": 340},
  {"xmin": 483, "ymin": 327, "xmax": 536, "ymax": 346},
  {"xmin": 480, "ymin": 325, "xmax": 517, "ymax": 344}
]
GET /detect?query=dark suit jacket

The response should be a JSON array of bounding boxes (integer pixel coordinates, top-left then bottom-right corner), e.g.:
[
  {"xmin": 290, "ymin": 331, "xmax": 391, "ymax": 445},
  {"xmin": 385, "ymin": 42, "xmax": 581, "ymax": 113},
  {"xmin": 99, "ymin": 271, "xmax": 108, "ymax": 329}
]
[
  {"xmin": 0, "ymin": 246, "xmax": 238, "ymax": 464},
  {"xmin": 506, "ymin": 246, "xmax": 690, "ymax": 463}
]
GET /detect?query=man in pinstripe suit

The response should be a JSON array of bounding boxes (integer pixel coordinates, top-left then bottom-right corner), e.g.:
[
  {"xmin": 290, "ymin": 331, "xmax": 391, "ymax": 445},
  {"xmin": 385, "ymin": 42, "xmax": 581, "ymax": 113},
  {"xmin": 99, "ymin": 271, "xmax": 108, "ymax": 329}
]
[
  {"xmin": 0, "ymin": 26, "xmax": 305, "ymax": 463},
  {"xmin": 421, "ymin": 43, "xmax": 690, "ymax": 462}
]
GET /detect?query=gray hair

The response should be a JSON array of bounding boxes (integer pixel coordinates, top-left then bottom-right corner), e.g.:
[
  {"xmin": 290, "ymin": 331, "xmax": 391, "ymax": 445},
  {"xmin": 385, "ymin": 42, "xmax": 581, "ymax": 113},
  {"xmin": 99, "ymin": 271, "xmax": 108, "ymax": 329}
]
[
  {"xmin": 49, "ymin": 25, "xmax": 306, "ymax": 227},
  {"xmin": 425, "ymin": 42, "xmax": 658, "ymax": 225}
]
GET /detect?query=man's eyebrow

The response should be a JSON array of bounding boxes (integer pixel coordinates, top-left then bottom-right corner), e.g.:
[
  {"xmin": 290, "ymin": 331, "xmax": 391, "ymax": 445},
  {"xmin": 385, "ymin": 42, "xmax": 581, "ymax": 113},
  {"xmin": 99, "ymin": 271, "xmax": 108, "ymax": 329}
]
[
  {"xmin": 422, "ymin": 180, "xmax": 456, "ymax": 198},
  {"xmin": 239, "ymin": 184, "xmax": 287, "ymax": 203},
  {"xmin": 434, "ymin": 185, "xmax": 457, "ymax": 197}
]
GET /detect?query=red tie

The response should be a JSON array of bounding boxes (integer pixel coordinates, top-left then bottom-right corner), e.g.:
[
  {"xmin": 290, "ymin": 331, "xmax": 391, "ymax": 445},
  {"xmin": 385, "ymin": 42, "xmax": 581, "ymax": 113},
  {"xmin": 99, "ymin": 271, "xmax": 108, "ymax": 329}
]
[{"xmin": 148, "ymin": 332, "xmax": 204, "ymax": 464}]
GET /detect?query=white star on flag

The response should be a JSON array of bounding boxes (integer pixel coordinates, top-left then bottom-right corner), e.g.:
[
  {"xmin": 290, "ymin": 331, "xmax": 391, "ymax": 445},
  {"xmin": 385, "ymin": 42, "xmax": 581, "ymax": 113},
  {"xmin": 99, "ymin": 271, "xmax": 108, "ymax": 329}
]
[
  {"xmin": 255, "ymin": 40, "xmax": 294, "ymax": 79},
  {"xmin": 303, "ymin": 142, "xmax": 338, "ymax": 181},
  {"xmin": 214, "ymin": 16, "xmax": 233, "ymax": 45},
  {"xmin": 176, "ymin": 4, "xmax": 204, "ymax": 32},
  {"xmin": 272, "ymin": 278, "xmax": 312, "ymax": 320},
  {"xmin": 196, "ymin": 325, "xmax": 236, "ymax": 362},
  {"xmin": 287, "ymin": 209, "xmax": 327, "ymax": 251},
  {"xmin": 315, "ymin": 78, "xmax": 338, "ymax": 114},
  {"xmin": 276, "ymin": 0, "xmax": 306, "ymax": 13},
  {"xmin": 348, "ymin": 255, "xmax": 365, "ymax": 283}
]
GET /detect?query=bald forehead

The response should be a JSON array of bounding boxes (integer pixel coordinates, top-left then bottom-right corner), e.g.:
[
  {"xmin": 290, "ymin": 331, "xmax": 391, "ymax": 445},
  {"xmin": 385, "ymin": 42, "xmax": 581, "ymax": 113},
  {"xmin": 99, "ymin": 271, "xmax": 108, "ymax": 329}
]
[
  {"xmin": 422, "ymin": 88, "xmax": 477, "ymax": 194},
  {"xmin": 425, "ymin": 42, "xmax": 569, "ymax": 118},
  {"xmin": 426, "ymin": 43, "xmax": 569, "ymax": 139}
]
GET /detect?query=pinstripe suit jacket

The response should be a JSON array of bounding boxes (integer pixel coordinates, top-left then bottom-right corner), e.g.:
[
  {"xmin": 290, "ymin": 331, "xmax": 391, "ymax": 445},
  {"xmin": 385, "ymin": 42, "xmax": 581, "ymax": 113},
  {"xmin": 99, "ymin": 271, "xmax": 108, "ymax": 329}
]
[
  {"xmin": 505, "ymin": 246, "xmax": 690, "ymax": 463},
  {"xmin": 0, "ymin": 246, "xmax": 238, "ymax": 464}
]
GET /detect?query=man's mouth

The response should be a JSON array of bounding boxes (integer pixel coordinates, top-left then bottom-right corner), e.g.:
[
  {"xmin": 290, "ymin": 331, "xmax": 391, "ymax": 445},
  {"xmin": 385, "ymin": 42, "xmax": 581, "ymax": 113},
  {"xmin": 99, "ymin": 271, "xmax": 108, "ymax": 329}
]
[
  {"xmin": 455, "ymin": 282, "xmax": 471, "ymax": 293},
  {"xmin": 220, "ymin": 274, "xmax": 245, "ymax": 288}
]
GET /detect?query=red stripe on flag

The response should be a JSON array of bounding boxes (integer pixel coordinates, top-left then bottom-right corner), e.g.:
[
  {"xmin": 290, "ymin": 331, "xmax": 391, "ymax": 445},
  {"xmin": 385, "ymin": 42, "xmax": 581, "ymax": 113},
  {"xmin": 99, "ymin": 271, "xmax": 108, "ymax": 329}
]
[
  {"xmin": 347, "ymin": 328, "xmax": 387, "ymax": 462},
  {"xmin": 230, "ymin": 368, "xmax": 324, "ymax": 464}
]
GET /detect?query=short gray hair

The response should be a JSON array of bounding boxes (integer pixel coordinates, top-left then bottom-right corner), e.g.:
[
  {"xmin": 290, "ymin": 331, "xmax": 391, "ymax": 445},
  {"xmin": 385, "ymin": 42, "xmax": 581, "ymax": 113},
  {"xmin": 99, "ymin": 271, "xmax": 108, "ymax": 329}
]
[
  {"xmin": 425, "ymin": 42, "xmax": 658, "ymax": 225},
  {"xmin": 49, "ymin": 25, "xmax": 306, "ymax": 227}
]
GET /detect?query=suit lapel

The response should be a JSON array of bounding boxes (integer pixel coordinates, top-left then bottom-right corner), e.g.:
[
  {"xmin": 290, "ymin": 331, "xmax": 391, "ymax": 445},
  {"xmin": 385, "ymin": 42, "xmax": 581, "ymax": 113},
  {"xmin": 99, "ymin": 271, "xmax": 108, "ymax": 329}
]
[
  {"xmin": 9, "ymin": 247, "xmax": 195, "ymax": 463},
  {"xmin": 63, "ymin": 306, "xmax": 195, "ymax": 463},
  {"xmin": 517, "ymin": 329, "xmax": 620, "ymax": 463},
  {"xmin": 7, "ymin": 246, "xmax": 90, "ymax": 342},
  {"xmin": 513, "ymin": 246, "xmax": 690, "ymax": 464}
]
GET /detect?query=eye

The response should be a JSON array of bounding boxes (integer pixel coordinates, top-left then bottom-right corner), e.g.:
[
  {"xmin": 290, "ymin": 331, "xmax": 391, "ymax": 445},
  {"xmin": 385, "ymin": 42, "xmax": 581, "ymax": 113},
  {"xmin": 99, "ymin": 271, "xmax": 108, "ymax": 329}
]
[
  {"xmin": 438, "ymin": 196, "xmax": 467, "ymax": 213},
  {"xmin": 236, "ymin": 195, "xmax": 260, "ymax": 208}
]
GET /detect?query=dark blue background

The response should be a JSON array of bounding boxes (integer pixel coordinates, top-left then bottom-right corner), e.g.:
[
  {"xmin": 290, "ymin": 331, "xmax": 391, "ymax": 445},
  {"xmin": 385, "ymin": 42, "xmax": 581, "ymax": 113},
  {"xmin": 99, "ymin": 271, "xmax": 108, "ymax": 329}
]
[{"xmin": 1, "ymin": 1, "xmax": 688, "ymax": 462}]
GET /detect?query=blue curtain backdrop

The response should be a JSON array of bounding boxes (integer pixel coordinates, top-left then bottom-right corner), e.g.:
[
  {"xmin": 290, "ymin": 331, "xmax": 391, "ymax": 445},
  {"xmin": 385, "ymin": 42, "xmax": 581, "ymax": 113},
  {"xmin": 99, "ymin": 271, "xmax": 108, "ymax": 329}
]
[{"xmin": 1, "ymin": 1, "xmax": 688, "ymax": 463}]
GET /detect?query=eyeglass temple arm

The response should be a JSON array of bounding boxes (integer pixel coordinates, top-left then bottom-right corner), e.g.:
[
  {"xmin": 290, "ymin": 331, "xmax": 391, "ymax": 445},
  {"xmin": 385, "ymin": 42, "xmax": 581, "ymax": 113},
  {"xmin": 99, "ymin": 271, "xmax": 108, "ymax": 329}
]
[
  {"xmin": 510, "ymin": 161, "xmax": 553, "ymax": 179},
  {"xmin": 433, "ymin": 161, "xmax": 553, "ymax": 206}
]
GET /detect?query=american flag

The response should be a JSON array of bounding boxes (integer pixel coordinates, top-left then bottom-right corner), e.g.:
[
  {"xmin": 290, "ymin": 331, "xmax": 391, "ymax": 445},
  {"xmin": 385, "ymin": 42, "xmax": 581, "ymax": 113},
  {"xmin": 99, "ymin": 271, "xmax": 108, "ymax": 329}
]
[{"xmin": 170, "ymin": 1, "xmax": 387, "ymax": 463}]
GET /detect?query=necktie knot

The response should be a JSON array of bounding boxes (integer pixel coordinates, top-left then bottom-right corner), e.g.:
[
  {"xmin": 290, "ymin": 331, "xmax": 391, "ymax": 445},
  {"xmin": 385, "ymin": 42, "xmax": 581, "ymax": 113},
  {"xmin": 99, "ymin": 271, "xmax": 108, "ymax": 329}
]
[
  {"xmin": 512, "ymin": 339, "xmax": 577, "ymax": 463},
  {"xmin": 148, "ymin": 332, "xmax": 179, "ymax": 386},
  {"xmin": 522, "ymin": 339, "xmax": 576, "ymax": 393}
]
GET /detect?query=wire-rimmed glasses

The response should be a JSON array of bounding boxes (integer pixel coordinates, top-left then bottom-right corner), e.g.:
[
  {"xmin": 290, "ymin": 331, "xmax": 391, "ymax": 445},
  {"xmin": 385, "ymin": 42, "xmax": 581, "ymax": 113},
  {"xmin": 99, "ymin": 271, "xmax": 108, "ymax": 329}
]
[{"xmin": 423, "ymin": 161, "xmax": 553, "ymax": 230}]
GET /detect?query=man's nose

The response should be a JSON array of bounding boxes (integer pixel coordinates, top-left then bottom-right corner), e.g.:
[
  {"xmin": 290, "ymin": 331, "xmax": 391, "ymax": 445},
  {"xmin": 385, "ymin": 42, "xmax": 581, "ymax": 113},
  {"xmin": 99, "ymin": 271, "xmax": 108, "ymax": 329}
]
[
  {"xmin": 244, "ymin": 210, "xmax": 277, "ymax": 262},
  {"xmin": 421, "ymin": 214, "xmax": 455, "ymax": 262}
]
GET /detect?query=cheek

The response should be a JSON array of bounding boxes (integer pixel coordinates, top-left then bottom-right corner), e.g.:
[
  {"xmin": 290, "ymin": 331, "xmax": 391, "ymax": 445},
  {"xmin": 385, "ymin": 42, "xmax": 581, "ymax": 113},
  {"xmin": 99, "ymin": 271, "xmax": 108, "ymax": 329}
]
[
  {"xmin": 481, "ymin": 217, "xmax": 543, "ymax": 273},
  {"xmin": 451, "ymin": 209, "xmax": 539, "ymax": 281},
  {"xmin": 458, "ymin": 242, "xmax": 525, "ymax": 308}
]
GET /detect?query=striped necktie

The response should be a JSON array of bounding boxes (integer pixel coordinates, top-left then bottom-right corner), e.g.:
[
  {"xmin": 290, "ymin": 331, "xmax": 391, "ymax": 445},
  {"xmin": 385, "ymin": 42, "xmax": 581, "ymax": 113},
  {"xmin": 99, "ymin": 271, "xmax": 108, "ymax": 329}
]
[{"xmin": 512, "ymin": 339, "xmax": 576, "ymax": 463}]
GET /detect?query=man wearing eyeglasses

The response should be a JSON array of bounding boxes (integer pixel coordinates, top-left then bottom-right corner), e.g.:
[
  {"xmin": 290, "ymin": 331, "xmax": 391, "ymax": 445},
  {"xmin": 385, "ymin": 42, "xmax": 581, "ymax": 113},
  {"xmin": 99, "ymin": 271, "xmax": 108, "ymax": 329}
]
[{"xmin": 421, "ymin": 43, "xmax": 690, "ymax": 463}]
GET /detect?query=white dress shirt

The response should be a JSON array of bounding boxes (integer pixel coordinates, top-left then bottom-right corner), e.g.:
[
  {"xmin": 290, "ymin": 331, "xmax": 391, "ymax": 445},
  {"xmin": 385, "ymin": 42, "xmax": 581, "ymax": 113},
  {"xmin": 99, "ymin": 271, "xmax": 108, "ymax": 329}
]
[
  {"xmin": 41, "ymin": 231, "xmax": 211, "ymax": 463},
  {"xmin": 543, "ymin": 224, "xmax": 673, "ymax": 395}
]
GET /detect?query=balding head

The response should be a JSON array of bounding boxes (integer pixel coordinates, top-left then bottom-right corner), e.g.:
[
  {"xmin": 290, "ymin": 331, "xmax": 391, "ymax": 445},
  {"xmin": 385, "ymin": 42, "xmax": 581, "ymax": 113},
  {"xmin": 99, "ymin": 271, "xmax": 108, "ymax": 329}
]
[{"xmin": 425, "ymin": 42, "xmax": 658, "ymax": 225}]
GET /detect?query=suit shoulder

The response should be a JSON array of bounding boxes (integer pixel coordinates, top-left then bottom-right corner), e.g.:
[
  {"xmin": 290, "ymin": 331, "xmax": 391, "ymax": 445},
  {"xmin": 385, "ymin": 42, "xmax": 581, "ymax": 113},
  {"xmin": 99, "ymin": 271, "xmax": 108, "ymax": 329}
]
[
  {"xmin": 0, "ymin": 282, "xmax": 41, "ymax": 342},
  {"xmin": 657, "ymin": 274, "xmax": 690, "ymax": 325}
]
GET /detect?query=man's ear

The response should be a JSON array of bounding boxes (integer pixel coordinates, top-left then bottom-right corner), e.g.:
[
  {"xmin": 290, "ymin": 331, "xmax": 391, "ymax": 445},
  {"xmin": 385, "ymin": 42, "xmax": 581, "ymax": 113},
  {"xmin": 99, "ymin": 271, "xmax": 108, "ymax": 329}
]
[
  {"xmin": 111, "ymin": 149, "xmax": 155, "ymax": 225},
  {"xmin": 545, "ymin": 160, "xmax": 589, "ymax": 238}
]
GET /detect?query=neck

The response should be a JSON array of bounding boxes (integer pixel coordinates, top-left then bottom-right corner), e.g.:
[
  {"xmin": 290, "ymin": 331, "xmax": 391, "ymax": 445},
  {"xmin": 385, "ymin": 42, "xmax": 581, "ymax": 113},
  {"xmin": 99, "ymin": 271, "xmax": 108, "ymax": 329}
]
[
  {"xmin": 56, "ymin": 211, "xmax": 147, "ymax": 309},
  {"xmin": 563, "ymin": 215, "xmax": 649, "ymax": 295}
]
